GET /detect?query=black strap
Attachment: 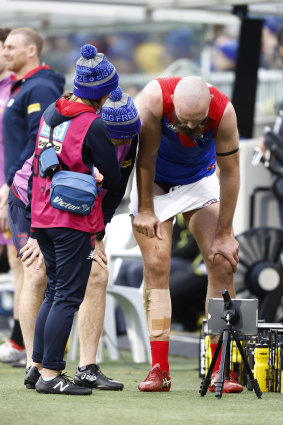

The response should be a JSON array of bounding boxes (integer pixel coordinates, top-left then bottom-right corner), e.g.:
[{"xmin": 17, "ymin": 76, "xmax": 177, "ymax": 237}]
[
  {"xmin": 48, "ymin": 126, "xmax": 55, "ymax": 146},
  {"xmin": 216, "ymin": 147, "xmax": 239, "ymax": 157}
]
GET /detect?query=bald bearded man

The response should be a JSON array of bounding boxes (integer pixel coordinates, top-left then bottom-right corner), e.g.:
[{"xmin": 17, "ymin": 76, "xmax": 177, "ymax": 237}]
[{"xmin": 129, "ymin": 76, "xmax": 242, "ymax": 393}]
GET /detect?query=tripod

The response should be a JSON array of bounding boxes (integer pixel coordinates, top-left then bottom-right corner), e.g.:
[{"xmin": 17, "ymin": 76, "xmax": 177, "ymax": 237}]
[{"xmin": 199, "ymin": 291, "xmax": 262, "ymax": 399}]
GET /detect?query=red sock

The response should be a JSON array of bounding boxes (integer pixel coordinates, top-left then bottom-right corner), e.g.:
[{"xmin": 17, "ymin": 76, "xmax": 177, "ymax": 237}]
[
  {"xmin": 10, "ymin": 339, "xmax": 25, "ymax": 351},
  {"xmin": 210, "ymin": 343, "xmax": 222, "ymax": 372},
  {"xmin": 150, "ymin": 341, "xmax": 169, "ymax": 372}
]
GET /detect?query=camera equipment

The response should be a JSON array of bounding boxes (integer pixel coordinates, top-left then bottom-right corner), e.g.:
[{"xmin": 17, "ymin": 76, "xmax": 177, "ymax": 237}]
[
  {"xmin": 252, "ymin": 127, "xmax": 283, "ymax": 177},
  {"xmin": 252, "ymin": 128, "xmax": 283, "ymax": 206},
  {"xmin": 199, "ymin": 290, "xmax": 262, "ymax": 399},
  {"xmin": 199, "ymin": 320, "xmax": 283, "ymax": 393},
  {"xmin": 207, "ymin": 296, "xmax": 258, "ymax": 336},
  {"xmin": 263, "ymin": 127, "xmax": 283, "ymax": 177}
]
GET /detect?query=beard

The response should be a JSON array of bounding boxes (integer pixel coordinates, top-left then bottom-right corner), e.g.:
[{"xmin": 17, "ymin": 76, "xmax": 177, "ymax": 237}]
[{"xmin": 172, "ymin": 111, "xmax": 208, "ymax": 138}]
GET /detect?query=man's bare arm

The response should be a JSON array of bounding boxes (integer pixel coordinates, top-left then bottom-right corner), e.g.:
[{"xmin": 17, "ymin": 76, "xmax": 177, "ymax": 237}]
[
  {"xmin": 215, "ymin": 101, "xmax": 240, "ymax": 233},
  {"xmin": 136, "ymin": 80, "xmax": 163, "ymax": 212},
  {"xmin": 134, "ymin": 80, "xmax": 163, "ymax": 238},
  {"xmin": 208, "ymin": 101, "xmax": 240, "ymax": 271}
]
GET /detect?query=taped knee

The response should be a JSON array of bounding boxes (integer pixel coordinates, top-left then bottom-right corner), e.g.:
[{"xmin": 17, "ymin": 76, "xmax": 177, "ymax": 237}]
[{"xmin": 143, "ymin": 289, "xmax": 171, "ymax": 339}]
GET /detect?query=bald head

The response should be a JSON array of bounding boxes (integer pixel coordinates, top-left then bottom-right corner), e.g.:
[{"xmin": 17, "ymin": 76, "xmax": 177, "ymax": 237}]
[
  {"xmin": 172, "ymin": 76, "xmax": 211, "ymax": 138},
  {"xmin": 174, "ymin": 76, "xmax": 211, "ymax": 115}
]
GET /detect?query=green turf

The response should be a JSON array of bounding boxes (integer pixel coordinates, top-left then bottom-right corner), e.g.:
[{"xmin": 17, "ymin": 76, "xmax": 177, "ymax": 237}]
[{"xmin": 1, "ymin": 351, "xmax": 283, "ymax": 425}]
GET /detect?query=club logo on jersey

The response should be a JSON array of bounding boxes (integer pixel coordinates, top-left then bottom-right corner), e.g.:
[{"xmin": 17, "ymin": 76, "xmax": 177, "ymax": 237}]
[
  {"xmin": 166, "ymin": 122, "xmax": 176, "ymax": 132},
  {"xmin": 121, "ymin": 159, "xmax": 132, "ymax": 168},
  {"xmin": 193, "ymin": 134, "xmax": 210, "ymax": 145},
  {"xmin": 202, "ymin": 198, "xmax": 218, "ymax": 208},
  {"xmin": 40, "ymin": 120, "xmax": 71, "ymax": 142},
  {"xmin": 18, "ymin": 232, "xmax": 29, "ymax": 247},
  {"xmin": 207, "ymin": 163, "xmax": 215, "ymax": 171}
]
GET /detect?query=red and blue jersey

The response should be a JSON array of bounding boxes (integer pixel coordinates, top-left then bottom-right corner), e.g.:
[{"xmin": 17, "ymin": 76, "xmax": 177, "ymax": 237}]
[{"xmin": 155, "ymin": 77, "xmax": 229, "ymax": 185}]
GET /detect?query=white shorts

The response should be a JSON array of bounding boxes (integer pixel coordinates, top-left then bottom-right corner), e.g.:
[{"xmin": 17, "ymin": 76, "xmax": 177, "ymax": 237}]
[{"xmin": 129, "ymin": 172, "xmax": 220, "ymax": 223}]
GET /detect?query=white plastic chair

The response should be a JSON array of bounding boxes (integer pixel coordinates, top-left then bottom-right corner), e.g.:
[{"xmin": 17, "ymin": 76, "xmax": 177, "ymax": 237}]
[
  {"xmin": 103, "ymin": 213, "xmax": 151, "ymax": 363},
  {"xmin": 0, "ymin": 272, "xmax": 15, "ymax": 329}
]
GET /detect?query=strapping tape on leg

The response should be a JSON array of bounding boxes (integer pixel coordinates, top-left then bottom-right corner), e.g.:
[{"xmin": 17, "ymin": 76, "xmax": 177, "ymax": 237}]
[{"xmin": 143, "ymin": 288, "xmax": 171, "ymax": 338}]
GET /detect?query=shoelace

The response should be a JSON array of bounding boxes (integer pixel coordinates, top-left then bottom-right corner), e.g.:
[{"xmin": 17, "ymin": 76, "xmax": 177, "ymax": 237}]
[
  {"xmin": 59, "ymin": 373, "xmax": 75, "ymax": 384},
  {"xmin": 146, "ymin": 367, "xmax": 161, "ymax": 381},
  {"xmin": 96, "ymin": 366, "xmax": 114, "ymax": 381}
]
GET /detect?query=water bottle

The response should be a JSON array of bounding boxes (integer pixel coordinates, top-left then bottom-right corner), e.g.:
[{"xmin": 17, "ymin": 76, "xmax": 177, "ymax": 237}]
[
  {"xmin": 246, "ymin": 342, "xmax": 255, "ymax": 391},
  {"xmin": 254, "ymin": 343, "xmax": 270, "ymax": 392},
  {"xmin": 205, "ymin": 335, "xmax": 211, "ymax": 374}
]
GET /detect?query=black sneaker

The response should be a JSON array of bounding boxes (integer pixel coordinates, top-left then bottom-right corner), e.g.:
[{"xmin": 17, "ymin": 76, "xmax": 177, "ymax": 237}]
[
  {"xmin": 74, "ymin": 364, "xmax": 124, "ymax": 390},
  {"xmin": 35, "ymin": 373, "xmax": 92, "ymax": 395},
  {"xmin": 24, "ymin": 366, "xmax": 41, "ymax": 389}
]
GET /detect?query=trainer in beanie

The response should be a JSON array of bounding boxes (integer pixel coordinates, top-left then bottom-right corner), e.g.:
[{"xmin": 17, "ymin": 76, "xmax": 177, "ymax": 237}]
[
  {"xmin": 73, "ymin": 44, "xmax": 119, "ymax": 100},
  {"xmin": 101, "ymin": 86, "xmax": 141, "ymax": 139}
]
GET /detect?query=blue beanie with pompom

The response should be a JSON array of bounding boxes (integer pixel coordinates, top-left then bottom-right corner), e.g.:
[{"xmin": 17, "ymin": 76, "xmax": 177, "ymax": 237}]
[
  {"xmin": 73, "ymin": 44, "xmax": 119, "ymax": 100},
  {"xmin": 101, "ymin": 86, "xmax": 141, "ymax": 139}
]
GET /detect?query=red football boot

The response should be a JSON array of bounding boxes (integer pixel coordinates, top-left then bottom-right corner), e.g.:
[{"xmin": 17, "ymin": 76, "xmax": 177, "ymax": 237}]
[
  {"xmin": 138, "ymin": 364, "xmax": 171, "ymax": 392},
  {"xmin": 209, "ymin": 370, "xmax": 243, "ymax": 393}
]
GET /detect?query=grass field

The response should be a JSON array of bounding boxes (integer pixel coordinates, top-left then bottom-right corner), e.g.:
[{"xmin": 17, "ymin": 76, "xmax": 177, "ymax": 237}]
[{"xmin": 1, "ymin": 350, "xmax": 283, "ymax": 425}]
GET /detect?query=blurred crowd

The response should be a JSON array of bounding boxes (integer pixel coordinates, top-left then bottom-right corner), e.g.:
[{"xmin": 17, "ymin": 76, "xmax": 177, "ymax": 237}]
[
  {"xmin": 41, "ymin": 16, "xmax": 283, "ymax": 89},
  {"xmin": 42, "ymin": 28, "xmax": 201, "ymax": 78}
]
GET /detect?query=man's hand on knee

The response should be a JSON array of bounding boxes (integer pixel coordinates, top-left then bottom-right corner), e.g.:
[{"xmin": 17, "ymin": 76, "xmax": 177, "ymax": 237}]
[
  {"xmin": 20, "ymin": 237, "xmax": 43, "ymax": 270},
  {"xmin": 133, "ymin": 211, "xmax": 162, "ymax": 239},
  {"xmin": 92, "ymin": 240, "xmax": 108, "ymax": 270},
  {"xmin": 208, "ymin": 234, "xmax": 239, "ymax": 273}
]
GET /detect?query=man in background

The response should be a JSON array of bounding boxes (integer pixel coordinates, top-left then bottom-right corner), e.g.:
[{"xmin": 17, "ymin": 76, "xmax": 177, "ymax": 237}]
[
  {"xmin": 0, "ymin": 27, "xmax": 27, "ymax": 366},
  {"xmin": 0, "ymin": 27, "xmax": 65, "ymax": 364}
]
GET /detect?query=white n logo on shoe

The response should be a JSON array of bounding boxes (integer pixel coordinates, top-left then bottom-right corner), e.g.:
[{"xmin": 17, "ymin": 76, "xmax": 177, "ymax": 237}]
[{"xmin": 53, "ymin": 381, "xmax": 69, "ymax": 392}]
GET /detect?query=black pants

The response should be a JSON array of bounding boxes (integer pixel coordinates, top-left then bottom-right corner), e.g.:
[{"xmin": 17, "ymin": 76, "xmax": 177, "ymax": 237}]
[{"xmin": 32, "ymin": 227, "xmax": 92, "ymax": 371}]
